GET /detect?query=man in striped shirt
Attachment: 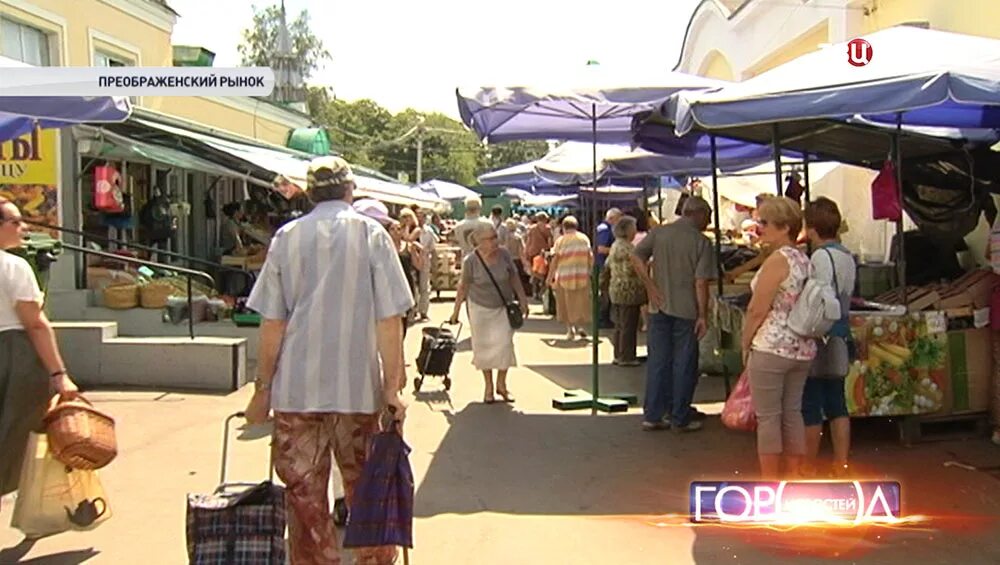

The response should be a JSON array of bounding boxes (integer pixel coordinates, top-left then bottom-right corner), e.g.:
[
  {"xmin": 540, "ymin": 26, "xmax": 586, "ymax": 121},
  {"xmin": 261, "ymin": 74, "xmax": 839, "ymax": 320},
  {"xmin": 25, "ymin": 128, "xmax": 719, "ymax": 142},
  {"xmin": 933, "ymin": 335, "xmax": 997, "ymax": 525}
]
[{"xmin": 244, "ymin": 156, "xmax": 412, "ymax": 564}]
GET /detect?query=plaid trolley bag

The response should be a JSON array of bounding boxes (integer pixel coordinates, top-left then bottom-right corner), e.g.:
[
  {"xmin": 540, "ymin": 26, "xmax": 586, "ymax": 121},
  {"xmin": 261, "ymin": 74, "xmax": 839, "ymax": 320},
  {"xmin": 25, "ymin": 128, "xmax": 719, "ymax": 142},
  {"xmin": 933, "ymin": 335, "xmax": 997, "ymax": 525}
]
[
  {"xmin": 413, "ymin": 322, "xmax": 461, "ymax": 392},
  {"xmin": 186, "ymin": 412, "xmax": 286, "ymax": 564}
]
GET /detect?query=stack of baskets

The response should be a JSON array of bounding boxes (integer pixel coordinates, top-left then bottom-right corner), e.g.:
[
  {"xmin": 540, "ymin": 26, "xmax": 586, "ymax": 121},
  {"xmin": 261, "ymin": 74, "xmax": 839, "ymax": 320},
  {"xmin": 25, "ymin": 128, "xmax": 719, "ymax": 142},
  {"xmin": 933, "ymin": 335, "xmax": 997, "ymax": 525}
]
[
  {"xmin": 102, "ymin": 283, "xmax": 139, "ymax": 309},
  {"xmin": 140, "ymin": 280, "xmax": 176, "ymax": 309},
  {"xmin": 44, "ymin": 395, "xmax": 117, "ymax": 470},
  {"xmin": 431, "ymin": 245, "xmax": 461, "ymax": 292}
]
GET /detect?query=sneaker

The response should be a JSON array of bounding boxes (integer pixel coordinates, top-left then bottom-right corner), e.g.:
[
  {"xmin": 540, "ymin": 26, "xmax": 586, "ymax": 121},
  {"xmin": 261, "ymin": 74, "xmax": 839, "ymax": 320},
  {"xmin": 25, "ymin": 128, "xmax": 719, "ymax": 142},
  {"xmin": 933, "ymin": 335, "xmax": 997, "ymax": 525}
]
[
  {"xmin": 612, "ymin": 358, "xmax": 622, "ymax": 366},
  {"xmin": 673, "ymin": 420, "xmax": 703, "ymax": 433},
  {"xmin": 566, "ymin": 329, "xmax": 576, "ymax": 340},
  {"xmin": 577, "ymin": 329, "xmax": 589, "ymax": 338},
  {"xmin": 642, "ymin": 421, "xmax": 671, "ymax": 431}
]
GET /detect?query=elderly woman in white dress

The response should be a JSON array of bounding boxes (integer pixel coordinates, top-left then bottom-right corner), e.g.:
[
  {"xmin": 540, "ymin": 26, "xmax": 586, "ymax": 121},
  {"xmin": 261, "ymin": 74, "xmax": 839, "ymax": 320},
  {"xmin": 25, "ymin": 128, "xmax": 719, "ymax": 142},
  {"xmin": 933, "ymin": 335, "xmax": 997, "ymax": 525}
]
[{"xmin": 450, "ymin": 223, "xmax": 529, "ymax": 404}]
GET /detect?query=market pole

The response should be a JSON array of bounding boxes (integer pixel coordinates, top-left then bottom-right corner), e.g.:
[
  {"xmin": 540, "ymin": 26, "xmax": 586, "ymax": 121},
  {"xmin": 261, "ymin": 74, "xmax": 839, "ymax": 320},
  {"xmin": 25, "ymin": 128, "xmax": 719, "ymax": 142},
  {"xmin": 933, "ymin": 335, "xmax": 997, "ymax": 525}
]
[
  {"xmin": 772, "ymin": 124, "xmax": 783, "ymax": 196},
  {"xmin": 803, "ymin": 153, "xmax": 811, "ymax": 204},
  {"xmin": 416, "ymin": 131, "xmax": 424, "ymax": 184},
  {"xmin": 591, "ymin": 103, "xmax": 600, "ymax": 415},
  {"xmin": 895, "ymin": 113, "xmax": 907, "ymax": 304},
  {"xmin": 709, "ymin": 135, "xmax": 729, "ymax": 397}
]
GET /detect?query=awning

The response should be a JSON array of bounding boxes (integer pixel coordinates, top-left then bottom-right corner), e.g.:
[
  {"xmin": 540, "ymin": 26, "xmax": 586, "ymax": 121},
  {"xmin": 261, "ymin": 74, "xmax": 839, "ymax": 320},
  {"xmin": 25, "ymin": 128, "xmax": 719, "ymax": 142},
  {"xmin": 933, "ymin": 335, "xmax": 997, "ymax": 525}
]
[
  {"xmin": 100, "ymin": 114, "xmax": 445, "ymax": 208},
  {"xmin": 355, "ymin": 176, "xmax": 447, "ymax": 208},
  {"xmin": 129, "ymin": 116, "xmax": 311, "ymax": 186},
  {"xmin": 74, "ymin": 125, "xmax": 264, "ymax": 185}
]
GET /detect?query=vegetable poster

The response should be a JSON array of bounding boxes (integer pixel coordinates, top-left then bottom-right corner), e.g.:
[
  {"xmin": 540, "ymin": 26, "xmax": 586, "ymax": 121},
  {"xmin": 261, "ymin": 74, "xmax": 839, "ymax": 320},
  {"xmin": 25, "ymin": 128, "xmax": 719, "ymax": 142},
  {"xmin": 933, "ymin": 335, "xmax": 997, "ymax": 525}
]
[
  {"xmin": 846, "ymin": 314, "xmax": 946, "ymax": 416},
  {"xmin": 0, "ymin": 126, "xmax": 60, "ymax": 231}
]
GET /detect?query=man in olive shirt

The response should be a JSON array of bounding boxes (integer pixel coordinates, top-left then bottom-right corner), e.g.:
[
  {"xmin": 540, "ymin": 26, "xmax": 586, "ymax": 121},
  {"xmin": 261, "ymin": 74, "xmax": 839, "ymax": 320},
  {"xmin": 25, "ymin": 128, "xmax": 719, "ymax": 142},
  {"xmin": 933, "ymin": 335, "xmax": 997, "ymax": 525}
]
[{"xmin": 633, "ymin": 196, "xmax": 717, "ymax": 432}]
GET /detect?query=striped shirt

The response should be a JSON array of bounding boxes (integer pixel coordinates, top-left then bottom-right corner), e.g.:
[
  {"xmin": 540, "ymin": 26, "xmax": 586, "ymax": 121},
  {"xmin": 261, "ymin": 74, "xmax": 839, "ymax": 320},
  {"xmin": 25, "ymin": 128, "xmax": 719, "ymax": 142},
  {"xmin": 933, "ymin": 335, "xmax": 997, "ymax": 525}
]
[
  {"xmin": 247, "ymin": 200, "xmax": 414, "ymax": 413},
  {"xmin": 552, "ymin": 231, "xmax": 592, "ymax": 290}
]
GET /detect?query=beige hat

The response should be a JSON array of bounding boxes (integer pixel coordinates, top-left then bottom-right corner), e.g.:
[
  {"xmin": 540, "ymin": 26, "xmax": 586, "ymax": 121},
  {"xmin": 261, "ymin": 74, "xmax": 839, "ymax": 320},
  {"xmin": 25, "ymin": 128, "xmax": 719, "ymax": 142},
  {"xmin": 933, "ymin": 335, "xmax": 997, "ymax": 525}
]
[{"xmin": 307, "ymin": 156, "xmax": 355, "ymax": 191}]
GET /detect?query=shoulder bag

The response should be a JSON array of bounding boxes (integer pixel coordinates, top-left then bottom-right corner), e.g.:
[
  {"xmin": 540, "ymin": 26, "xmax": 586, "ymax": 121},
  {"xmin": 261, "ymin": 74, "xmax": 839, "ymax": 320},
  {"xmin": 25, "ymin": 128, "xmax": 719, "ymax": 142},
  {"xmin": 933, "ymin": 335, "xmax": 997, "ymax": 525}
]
[
  {"xmin": 808, "ymin": 247, "xmax": 852, "ymax": 378},
  {"xmin": 475, "ymin": 250, "xmax": 524, "ymax": 330}
]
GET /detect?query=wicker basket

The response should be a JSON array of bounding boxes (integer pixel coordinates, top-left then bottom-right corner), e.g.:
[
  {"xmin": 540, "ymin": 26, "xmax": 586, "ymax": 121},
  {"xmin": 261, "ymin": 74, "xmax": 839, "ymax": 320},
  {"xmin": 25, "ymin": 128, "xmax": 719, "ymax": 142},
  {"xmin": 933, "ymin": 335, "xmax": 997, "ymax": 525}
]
[
  {"xmin": 140, "ymin": 281, "xmax": 176, "ymax": 309},
  {"xmin": 103, "ymin": 283, "xmax": 139, "ymax": 309},
  {"xmin": 44, "ymin": 395, "xmax": 117, "ymax": 470}
]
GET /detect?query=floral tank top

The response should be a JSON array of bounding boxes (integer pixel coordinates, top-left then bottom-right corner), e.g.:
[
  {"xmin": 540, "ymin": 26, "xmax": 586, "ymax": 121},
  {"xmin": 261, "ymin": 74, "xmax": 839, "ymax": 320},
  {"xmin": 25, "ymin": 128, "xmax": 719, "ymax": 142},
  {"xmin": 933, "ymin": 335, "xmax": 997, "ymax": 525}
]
[{"xmin": 750, "ymin": 246, "xmax": 817, "ymax": 361}]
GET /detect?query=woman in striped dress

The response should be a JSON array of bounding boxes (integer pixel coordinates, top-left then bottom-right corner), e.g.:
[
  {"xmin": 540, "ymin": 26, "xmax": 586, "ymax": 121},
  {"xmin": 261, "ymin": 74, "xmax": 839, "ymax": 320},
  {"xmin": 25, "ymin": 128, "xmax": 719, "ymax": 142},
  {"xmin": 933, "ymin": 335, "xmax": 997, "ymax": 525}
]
[{"xmin": 546, "ymin": 216, "xmax": 594, "ymax": 340}]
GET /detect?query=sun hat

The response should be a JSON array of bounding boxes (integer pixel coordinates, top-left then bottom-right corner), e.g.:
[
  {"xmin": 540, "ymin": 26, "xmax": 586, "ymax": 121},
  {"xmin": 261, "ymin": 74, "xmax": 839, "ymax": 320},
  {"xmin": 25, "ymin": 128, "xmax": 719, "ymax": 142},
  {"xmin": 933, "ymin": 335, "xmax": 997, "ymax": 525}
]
[{"xmin": 353, "ymin": 198, "xmax": 394, "ymax": 226}]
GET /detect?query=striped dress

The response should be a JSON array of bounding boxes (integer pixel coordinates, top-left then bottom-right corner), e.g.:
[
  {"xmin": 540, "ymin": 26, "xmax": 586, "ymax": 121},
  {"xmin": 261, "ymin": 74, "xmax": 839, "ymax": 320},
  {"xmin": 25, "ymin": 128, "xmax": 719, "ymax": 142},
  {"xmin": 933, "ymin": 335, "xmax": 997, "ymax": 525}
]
[{"xmin": 552, "ymin": 231, "xmax": 593, "ymax": 326}]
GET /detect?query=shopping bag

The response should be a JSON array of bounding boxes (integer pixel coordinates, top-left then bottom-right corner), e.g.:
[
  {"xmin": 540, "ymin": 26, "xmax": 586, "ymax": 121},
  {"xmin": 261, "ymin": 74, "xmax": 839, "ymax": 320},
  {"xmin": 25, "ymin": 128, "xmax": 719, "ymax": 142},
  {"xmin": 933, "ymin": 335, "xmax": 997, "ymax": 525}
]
[
  {"xmin": 871, "ymin": 160, "xmax": 902, "ymax": 222},
  {"xmin": 11, "ymin": 433, "xmax": 112, "ymax": 538},
  {"xmin": 721, "ymin": 371, "xmax": 757, "ymax": 432}
]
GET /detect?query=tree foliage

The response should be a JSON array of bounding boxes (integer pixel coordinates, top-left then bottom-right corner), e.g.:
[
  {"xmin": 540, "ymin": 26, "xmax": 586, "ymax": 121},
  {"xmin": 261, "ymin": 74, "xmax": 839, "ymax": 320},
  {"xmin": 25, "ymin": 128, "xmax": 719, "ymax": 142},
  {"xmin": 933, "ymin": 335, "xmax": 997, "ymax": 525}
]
[
  {"xmin": 238, "ymin": 4, "xmax": 329, "ymax": 79},
  {"xmin": 483, "ymin": 140, "xmax": 550, "ymax": 172},
  {"xmin": 307, "ymin": 88, "xmax": 540, "ymax": 187}
]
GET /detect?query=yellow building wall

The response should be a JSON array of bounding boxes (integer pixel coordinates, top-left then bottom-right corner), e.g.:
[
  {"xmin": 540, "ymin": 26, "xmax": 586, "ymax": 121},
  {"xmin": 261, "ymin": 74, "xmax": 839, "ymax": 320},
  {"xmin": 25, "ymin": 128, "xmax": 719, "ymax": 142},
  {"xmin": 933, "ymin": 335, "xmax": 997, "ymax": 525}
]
[
  {"xmin": 698, "ymin": 50, "xmax": 736, "ymax": 81},
  {"xmin": 744, "ymin": 22, "xmax": 829, "ymax": 78},
  {"xmin": 861, "ymin": 0, "xmax": 1000, "ymax": 40},
  {"xmin": 0, "ymin": 0, "xmax": 172, "ymax": 65},
  {"xmin": 151, "ymin": 97, "xmax": 296, "ymax": 146},
  {"xmin": 0, "ymin": 0, "xmax": 301, "ymax": 146}
]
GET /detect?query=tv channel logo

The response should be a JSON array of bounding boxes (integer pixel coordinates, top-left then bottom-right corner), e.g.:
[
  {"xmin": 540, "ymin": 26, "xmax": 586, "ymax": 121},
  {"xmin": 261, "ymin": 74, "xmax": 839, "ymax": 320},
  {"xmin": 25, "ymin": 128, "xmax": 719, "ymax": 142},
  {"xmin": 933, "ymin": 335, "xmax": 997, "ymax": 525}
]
[
  {"xmin": 690, "ymin": 481, "xmax": 901, "ymax": 524},
  {"xmin": 847, "ymin": 38, "xmax": 874, "ymax": 67}
]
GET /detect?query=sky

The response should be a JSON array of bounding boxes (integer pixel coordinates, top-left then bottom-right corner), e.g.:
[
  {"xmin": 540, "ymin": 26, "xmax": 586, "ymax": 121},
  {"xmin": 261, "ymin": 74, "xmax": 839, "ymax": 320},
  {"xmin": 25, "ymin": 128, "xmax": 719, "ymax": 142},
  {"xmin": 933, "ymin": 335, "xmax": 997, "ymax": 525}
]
[{"xmin": 167, "ymin": 0, "xmax": 704, "ymax": 118}]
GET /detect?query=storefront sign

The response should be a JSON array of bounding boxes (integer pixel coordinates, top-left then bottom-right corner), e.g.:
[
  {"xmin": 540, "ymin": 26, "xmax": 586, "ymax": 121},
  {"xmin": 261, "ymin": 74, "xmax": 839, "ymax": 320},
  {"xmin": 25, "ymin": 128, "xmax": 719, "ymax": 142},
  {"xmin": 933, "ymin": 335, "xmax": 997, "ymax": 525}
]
[{"xmin": 0, "ymin": 127, "xmax": 60, "ymax": 229}]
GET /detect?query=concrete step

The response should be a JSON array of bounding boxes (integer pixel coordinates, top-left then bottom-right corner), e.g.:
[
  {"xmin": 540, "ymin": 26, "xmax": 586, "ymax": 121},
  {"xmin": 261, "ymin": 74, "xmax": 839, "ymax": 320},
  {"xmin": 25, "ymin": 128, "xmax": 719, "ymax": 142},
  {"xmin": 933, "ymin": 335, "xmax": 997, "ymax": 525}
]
[
  {"xmin": 48, "ymin": 293, "xmax": 261, "ymax": 363},
  {"xmin": 52, "ymin": 321, "xmax": 247, "ymax": 392}
]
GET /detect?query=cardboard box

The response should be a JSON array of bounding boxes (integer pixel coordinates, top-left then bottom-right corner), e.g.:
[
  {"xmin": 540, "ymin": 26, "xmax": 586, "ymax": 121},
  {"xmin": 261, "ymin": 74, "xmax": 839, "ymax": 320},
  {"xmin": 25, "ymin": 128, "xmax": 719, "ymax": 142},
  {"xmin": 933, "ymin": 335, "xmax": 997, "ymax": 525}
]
[
  {"xmin": 942, "ymin": 328, "xmax": 993, "ymax": 415},
  {"xmin": 937, "ymin": 270, "xmax": 997, "ymax": 310}
]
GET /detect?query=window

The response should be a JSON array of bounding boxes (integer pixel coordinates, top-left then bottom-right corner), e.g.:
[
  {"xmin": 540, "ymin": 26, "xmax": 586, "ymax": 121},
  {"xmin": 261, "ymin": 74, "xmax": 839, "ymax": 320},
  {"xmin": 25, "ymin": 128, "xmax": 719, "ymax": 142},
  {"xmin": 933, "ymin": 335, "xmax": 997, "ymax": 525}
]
[
  {"xmin": 1, "ymin": 17, "xmax": 51, "ymax": 65},
  {"xmin": 95, "ymin": 49, "xmax": 132, "ymax": 67}
]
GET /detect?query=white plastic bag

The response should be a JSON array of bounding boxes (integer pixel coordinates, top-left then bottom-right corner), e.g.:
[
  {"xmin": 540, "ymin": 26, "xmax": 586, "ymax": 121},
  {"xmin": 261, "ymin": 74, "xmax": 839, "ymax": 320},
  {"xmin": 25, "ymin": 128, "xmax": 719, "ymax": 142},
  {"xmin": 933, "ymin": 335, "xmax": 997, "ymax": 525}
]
[{"xmin": 11, "ymin": 433, "xmax": 112, "ymax": 537}]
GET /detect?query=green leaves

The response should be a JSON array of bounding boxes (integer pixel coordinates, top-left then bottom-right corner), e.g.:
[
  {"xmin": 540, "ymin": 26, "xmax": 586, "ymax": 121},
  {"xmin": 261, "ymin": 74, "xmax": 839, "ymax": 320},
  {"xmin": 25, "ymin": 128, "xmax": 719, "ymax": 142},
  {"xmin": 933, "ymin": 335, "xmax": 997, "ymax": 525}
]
[
  {"xmin": 304, "ymin": 92, "xmax": 548, "ymax": 187},
  {"xmin": 238, "ymin": 4, "xmax": 330, "ymax": 80}
]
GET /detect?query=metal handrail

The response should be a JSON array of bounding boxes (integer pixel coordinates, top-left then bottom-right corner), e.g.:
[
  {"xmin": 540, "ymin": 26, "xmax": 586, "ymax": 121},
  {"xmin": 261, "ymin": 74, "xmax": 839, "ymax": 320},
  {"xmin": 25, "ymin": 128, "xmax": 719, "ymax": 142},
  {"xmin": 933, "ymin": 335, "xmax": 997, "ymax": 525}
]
[
  {"xmin": 60, "ymin": 242, "xmax": 215, "ymax": 340},
  {"xmin": 23, "ymin": 219, "xmax": 256, "ymax": 293}
]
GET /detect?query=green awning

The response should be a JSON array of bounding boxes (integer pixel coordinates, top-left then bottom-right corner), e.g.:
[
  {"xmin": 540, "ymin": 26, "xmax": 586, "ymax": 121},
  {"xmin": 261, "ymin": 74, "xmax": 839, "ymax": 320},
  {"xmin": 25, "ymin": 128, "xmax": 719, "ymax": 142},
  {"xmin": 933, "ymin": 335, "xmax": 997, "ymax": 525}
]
[{"xmin": 286, "ymin": 127, "xmax": 331, "ymax": 156}]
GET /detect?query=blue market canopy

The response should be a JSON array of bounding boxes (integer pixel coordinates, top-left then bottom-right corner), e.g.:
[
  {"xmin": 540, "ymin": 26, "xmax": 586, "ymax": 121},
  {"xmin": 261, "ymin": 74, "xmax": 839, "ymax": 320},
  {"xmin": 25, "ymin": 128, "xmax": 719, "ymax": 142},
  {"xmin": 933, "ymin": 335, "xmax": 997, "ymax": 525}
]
[
  {"xmin": 457, "ymin": 66, "xmax": 723, "ymax": 143},
  {"xmin": 672, "ymin": 26, "xmax": 1000, "ymax": 133},
  {"xmin": 536, "ymin": 140, "xmax": 782, "ymax": 184},
  {"xmin": 0, "ymin": 56, "xmax": 131, "ymax": 141}
]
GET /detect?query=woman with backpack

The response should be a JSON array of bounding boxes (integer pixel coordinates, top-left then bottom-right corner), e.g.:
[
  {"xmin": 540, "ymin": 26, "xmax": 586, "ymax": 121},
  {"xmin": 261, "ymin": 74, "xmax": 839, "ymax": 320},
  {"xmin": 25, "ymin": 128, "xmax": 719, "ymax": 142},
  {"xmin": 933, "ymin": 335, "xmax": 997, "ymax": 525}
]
[
  {"xmin": 740, "ymin": 197, "xmax": 817, "ymax": 479},
  {"xmin": 800, "ymin": 198, "xmax": 856, "ymax": 478}
]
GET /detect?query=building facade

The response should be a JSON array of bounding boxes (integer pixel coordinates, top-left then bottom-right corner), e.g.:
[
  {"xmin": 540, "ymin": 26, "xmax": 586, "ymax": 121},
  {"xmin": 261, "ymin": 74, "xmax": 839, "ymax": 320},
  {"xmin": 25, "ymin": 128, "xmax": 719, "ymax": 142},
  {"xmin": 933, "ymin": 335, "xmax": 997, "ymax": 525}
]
[{"xmin": 0, "ymin": 0, "xmax": 315, "ymax": 299}]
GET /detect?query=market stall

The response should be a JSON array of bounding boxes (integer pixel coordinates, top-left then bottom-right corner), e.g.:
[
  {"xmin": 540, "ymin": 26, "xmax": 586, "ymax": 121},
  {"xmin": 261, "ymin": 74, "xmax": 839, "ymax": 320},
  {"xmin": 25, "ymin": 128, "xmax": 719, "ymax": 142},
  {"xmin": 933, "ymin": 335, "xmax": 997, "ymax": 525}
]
[
  {"xmin": 715, "ymin": 268, "xmax": 993, "ymax": 421},
  {"xmin": 632, "ymin": 27, "xmax": 1000, "ymax": 433}
]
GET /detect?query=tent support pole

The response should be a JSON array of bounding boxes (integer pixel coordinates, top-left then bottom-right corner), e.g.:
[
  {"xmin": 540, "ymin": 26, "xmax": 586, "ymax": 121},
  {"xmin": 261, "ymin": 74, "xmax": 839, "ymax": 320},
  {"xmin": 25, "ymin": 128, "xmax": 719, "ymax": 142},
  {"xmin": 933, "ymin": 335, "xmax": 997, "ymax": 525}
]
[
  {"xmin": 710, "ymin": 135, "xmax": 730, "ymax": 398},
  {"xmin": 803, "ymin": 153, "xmax": 811, "ymax": 204},
  {"xmin": 803, "ymin": 153, "xmax": 812, "ymax": 255},
  {"xmin": 895, "ymin": 113, "xmax": 907, "ymax": 305},
  {"xmin": 591, "ymin": 104, "xmax": 600, "ymax": 415},
  {"xmin": 772, "ymin": 123, "xmax": 783, "ymax": 196},
  {"xmin": 551, "ymin": 107, "xmax": 635, "ymax": 415}
]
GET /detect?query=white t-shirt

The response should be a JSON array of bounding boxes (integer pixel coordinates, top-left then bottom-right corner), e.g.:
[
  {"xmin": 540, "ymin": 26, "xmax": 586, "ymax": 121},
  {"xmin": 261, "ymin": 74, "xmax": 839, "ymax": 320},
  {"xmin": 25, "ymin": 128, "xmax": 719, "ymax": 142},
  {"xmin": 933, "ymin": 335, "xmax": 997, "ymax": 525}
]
[{"xmin": 1, "ymin": 250, "xmax": 43, "ymax": 333}]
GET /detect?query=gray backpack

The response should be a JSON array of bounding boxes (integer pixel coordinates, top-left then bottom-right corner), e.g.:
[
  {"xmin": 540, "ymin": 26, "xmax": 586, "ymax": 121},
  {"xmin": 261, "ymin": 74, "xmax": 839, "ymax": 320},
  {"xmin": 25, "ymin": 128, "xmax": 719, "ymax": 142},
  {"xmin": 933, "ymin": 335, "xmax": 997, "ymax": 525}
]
[{"xmin": 787, "ymin": 249, "xmax": 841, "ymax": 338}]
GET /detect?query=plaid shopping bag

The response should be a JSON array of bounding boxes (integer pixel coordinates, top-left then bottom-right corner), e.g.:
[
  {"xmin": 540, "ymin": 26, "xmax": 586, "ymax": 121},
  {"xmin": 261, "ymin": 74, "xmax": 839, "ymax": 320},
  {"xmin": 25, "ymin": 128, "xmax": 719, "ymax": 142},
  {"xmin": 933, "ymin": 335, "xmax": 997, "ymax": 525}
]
[
  {"xmin": 343, "ymin": 426, "xmax": 414, "ymax": 549},
  {"xmin": 186, "ymin": 479, "xmax": 286, "ymax": 564}
]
